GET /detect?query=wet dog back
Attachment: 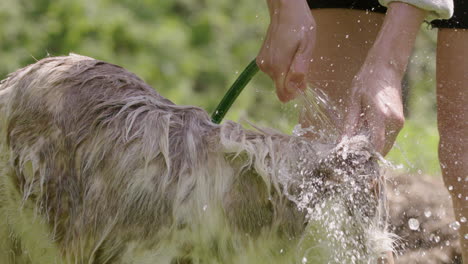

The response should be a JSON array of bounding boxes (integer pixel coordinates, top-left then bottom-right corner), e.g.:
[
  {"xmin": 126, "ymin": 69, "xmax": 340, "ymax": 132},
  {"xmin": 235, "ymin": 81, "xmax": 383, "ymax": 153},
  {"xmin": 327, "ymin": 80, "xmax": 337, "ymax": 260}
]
[{"xmin": 0, "ymin": 55, "xmax": 390, "ymax": 263}]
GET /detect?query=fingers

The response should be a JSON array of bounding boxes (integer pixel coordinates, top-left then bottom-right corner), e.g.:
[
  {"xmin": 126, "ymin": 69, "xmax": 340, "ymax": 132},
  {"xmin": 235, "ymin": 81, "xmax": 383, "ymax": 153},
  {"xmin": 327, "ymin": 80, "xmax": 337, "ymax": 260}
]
[
  {"xmin": 343, "ymin": 92, "xmax": 362, "ymax": 138},
  {"xmin": 362, "ymin": 103, "xmax": 405, "ymax": 155},
  {"xmin": 257, "ymin": 24, "xmax": 296, "ymax": 102},
  {"xmin": 284, "ymin": 31, "xmax": 315, "ymax": 100},
  {"xmin": 343, "ymin": 102, "xmax": 404, "ymax": 156},
  {"xmin": 367, "ymin": 110, "xmax": 387, "ymax": 154},
  {"xmin": 256, "ymin": 21, "xmax": 275, "ymax": 74},
  {"xmin": 258, "ymin": 41, "xmax": 303, "ymax": 102},
  {"xmin": 274, "ymin": 75, "xmax": 290, "ymax": 102},
  {"xmin": 257, "ymin": 10, "xmax": 316, "ymax": 103},
  {"xmin": 382, "ymin": 110, "xmax": 405, "ymax": 155}
]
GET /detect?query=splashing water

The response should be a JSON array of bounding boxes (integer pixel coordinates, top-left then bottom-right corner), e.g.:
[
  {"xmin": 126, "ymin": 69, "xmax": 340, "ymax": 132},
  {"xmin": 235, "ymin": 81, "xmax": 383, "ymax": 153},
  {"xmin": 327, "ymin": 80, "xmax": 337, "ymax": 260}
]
[
  {"xmin": 0, "ymin": 56, "xmax": 394, "ymax": 263},
  {"xmin": 283, "ymin": 87, "xmax": 394, "ymax": 263},
  {"xmin": 294, "ymin": 86, "xmax": 341, "ymax": 144},
  {"xmin": 408, "ymin": 218, "xmax": 420, "ymax": 230}
]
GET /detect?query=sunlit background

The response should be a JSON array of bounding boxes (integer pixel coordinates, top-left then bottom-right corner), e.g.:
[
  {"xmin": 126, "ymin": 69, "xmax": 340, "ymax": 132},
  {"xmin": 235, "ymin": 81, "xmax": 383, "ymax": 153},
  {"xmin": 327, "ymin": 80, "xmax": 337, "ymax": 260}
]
[
  {"xmin": 0, "ymin": 0, "xmax": 440, "ymax": 176},
  {"xmin": 3, "ymin": 1, "xmax": 465, "ymax": 262}
]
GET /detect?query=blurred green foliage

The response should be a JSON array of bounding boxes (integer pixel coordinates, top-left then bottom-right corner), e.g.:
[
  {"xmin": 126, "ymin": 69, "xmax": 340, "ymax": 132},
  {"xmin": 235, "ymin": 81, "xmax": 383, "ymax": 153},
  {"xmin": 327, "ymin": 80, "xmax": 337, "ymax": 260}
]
[
  {"xmin": 0, "ymin": 0, "xmax": 440, "ymax": 175},
  {"xmin": 0, "ymin": 0, "xmax": 280, "ymax": 120}
]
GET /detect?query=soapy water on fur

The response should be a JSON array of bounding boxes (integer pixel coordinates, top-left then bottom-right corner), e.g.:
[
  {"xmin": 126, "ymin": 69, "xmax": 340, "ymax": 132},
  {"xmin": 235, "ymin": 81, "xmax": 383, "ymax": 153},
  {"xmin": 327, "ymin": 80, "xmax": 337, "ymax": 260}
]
[{"xmin": 276, "ymin": 86, "xmax": 395, "ymax": 263}]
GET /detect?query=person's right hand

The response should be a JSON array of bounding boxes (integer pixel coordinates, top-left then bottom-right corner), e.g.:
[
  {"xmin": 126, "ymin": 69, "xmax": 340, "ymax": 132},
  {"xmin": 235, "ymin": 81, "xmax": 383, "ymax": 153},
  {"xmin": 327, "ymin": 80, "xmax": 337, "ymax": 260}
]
[
  {"xmin": 343, "ymin": 62, "xmax": 405, "ymax": 156},
  {"xmin": 342, "ymin": 2, "xmax": 426, "ymax": 156},
  {"xmin": 257, "ymin": 0, "xmax": 316, "ymax": 102}
]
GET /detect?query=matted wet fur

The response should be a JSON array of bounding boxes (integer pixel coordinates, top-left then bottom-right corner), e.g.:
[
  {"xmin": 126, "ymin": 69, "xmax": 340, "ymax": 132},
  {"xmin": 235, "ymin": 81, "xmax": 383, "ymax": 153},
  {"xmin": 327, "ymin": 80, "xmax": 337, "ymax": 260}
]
[{"xmin": 0, "ymin": 55, "xmax": 392, "ymax": 263}]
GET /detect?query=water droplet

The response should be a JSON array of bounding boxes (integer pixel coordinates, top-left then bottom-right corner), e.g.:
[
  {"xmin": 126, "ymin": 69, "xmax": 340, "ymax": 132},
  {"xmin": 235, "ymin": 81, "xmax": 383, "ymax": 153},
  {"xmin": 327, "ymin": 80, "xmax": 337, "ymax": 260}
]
[
  {"xmin": 460, "ymin": 217, "xmax": 467, "ymax": 223},
  {"xmin": 448, "ymin": 185, "xmax": 453, "ymax": 191},
  {"xmin": 434, "ymin": 235, "xmax": 441, "ymax": 243},
  {"xmin": 345, "ymin": 34, "xmax": 349, "ymax": 39},
  {"xmin": 302, "ymin": 257, "xmax": 308, "ymax": 264},
  {"xmin": 408, "ymin": 218, "xmax": 420, "ymax": 230},
  {"xmin": 464, "ymin": 234, "xmax": 468, "ymax": 240},
  {"xmin": 203, "ymin": 205, "xmax": 208, "ymax": 211},
  {"xmin": 449, "ymin": 221, "xmax": 460, "ymax": 230},
  {"xmin": 260, "ymin": 59, "xmax": 264, "ymax": 64},
  {"xmin": 424, "ymin": 210, "xmax": 432, "ymax": 218}
]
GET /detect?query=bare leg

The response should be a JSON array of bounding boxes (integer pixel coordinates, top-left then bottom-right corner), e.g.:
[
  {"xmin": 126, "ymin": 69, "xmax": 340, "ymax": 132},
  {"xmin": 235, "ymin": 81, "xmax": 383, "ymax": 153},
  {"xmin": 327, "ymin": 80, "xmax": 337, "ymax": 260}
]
[
  {"xmin": 303, "ymin": 9, "xmax": 394, "ymax": 264},
  {"xmin": 303, "ymin": 9, "xmax": 384, "ymax": 138},
  {"xmin": 437, "ymin": 28, "xmax": 468, "ymax": 264}
]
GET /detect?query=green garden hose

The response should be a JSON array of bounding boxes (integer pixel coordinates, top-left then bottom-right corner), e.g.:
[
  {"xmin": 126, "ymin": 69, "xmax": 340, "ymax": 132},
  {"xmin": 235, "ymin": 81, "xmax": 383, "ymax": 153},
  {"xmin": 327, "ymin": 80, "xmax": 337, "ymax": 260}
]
[{"xmin": 211, "ymin": 58, "xmax": 259, "ymax": 124}]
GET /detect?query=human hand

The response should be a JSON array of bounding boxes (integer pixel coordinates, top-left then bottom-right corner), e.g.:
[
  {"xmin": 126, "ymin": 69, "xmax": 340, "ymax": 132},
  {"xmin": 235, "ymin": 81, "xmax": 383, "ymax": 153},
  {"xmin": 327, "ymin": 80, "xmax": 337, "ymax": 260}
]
[
  {"xmin": 342, "ymin": 2, "xmax": 426, "ymax": 156},
  {"xmin": 343, "ymin": 63, "xmax": 405, "ymax": 156},
  {"xmin": 257, "ymin": 0, "xmax": 316, "ymax": 102}
]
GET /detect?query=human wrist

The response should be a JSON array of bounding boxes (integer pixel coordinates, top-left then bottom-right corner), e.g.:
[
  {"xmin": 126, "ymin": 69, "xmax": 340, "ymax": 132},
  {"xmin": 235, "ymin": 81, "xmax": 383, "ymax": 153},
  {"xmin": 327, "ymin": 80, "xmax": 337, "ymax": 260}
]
[
  {"xmin": 363, "ymin": 49, "xmax": 407, "ymax": 80},
  {"xmin": 357, "ymin": 58, "xmax": 404, "ymax": 89}
]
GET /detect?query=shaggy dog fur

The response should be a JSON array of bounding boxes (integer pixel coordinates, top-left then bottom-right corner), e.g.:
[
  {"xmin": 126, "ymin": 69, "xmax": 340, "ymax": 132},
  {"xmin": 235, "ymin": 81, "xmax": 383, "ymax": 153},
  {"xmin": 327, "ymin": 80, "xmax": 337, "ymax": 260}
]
[{"xmin": 0, "ymin": 55, "xmax": 391, "ymax": 263}]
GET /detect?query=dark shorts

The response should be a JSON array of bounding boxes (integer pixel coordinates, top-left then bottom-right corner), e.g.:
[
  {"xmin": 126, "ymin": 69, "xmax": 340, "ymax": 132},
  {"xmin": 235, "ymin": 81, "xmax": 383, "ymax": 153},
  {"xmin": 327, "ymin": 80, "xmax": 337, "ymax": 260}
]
[
  {"xmin": 306, "ymin": 0, "xmax": 468, "ymax": 29},
  {"xmin": 431, "ymin": 0, "xmax": 468, "ymax": 28},
  {"xmin": 306, "ymin": 0, "xmax": 387, "ymax": 13}
]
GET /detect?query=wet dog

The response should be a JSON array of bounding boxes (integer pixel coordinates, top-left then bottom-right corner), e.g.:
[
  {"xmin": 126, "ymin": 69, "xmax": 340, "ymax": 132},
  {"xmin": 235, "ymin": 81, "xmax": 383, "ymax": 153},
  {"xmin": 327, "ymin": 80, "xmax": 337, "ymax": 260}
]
[{"xmin": 0, "ymin": 55, "xmax": 392, "ymax": 263}]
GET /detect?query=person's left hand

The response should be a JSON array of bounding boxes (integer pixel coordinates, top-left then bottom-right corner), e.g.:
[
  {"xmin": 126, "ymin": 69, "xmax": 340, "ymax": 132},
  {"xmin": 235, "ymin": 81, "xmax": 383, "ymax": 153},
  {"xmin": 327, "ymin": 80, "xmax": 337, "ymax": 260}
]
[{"xmin": 343, "ymin": 63, "xmax": 405, "ymax": 156}]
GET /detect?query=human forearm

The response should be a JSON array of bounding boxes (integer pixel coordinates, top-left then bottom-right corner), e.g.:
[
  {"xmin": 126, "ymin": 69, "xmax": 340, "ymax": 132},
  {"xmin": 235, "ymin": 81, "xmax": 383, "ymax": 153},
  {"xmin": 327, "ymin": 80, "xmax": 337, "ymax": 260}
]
[
  {"xmin": 343, "ymin": 2, "xmax": 427, "ymax": 155},
  {"xmin": 364, "ymin": 2, "xmax": 427, "ymax": 78}
]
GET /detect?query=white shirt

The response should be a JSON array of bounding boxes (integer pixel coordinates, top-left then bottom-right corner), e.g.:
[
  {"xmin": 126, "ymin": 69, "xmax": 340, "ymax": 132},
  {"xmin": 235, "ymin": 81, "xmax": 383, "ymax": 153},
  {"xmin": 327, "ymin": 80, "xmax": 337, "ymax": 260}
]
[{"xmin": 379, "ymin": 0, "xmax": 454, "ymax": 21}]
